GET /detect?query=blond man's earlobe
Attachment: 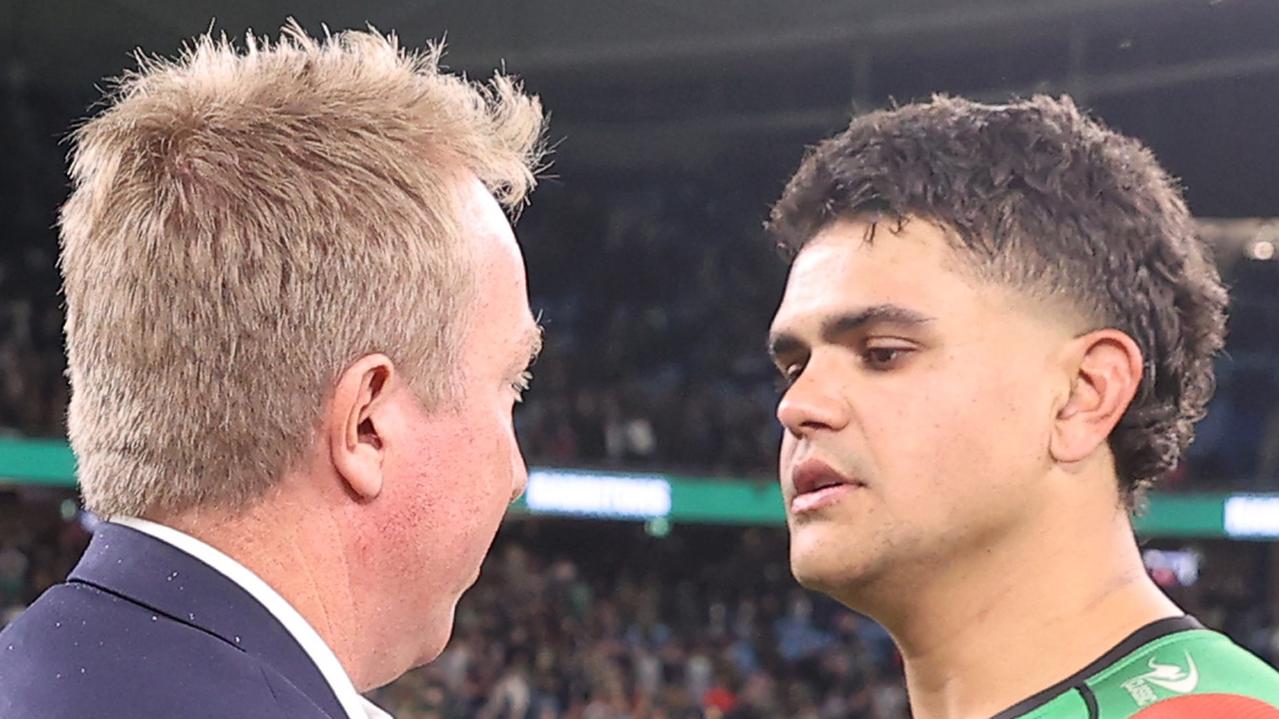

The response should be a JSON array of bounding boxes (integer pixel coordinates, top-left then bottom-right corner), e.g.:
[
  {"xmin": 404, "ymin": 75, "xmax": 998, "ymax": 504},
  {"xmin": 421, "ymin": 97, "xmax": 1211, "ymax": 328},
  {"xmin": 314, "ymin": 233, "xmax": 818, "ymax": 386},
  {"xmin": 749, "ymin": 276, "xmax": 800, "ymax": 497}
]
[{"xmin": 329, "ymin": 354, "xmax": 396, "ymax": 501}]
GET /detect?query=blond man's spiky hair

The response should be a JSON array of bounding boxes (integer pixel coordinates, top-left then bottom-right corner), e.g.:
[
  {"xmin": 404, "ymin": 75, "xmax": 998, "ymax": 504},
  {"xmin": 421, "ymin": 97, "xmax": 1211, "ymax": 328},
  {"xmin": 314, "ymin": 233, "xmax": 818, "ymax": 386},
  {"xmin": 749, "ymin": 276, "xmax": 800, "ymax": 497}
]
[{"xmin": 60, "ymin": 21, "xmax": 545, "ymax": 517}]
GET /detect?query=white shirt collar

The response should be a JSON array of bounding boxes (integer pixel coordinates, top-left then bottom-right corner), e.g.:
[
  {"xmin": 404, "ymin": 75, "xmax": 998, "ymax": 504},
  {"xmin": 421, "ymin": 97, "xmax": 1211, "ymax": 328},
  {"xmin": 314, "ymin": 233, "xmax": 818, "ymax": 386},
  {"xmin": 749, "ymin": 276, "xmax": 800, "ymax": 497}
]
[{"xmin": 111, "ymin": 517, "xmax": 393, "ymax": 719}]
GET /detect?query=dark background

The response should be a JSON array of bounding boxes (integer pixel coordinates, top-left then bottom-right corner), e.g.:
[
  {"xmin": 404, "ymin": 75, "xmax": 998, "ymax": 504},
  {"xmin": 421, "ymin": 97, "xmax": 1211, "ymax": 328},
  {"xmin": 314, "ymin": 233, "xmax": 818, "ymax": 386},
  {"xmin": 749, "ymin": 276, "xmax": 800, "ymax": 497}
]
[{"xmin": 2, "ymin": 3, "xmax": 1277, "ymax": 717}]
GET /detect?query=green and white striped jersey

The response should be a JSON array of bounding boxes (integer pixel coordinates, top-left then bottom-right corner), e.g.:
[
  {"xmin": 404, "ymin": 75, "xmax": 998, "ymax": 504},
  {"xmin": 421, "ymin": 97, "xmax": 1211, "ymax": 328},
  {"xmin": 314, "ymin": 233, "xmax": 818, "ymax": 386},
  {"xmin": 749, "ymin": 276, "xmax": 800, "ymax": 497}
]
[{"xmin": 992, "ymin": 617, "xmax": 1279, "ymax": 718}]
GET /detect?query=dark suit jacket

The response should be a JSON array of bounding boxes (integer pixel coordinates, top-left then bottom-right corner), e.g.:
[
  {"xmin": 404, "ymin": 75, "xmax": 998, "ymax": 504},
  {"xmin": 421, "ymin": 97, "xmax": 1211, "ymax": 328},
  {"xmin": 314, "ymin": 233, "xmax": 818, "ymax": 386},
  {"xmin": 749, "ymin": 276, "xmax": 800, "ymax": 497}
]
[{"xmin": 0, "ymin": 522, "xmax": 350, "ymax": 718}]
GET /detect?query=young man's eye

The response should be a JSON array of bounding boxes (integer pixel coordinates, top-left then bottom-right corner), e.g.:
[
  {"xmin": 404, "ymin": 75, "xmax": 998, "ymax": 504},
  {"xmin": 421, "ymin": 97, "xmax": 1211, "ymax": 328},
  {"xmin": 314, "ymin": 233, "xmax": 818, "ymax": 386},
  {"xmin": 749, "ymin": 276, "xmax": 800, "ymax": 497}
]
[{"xmin": 863, "ymin": 346, "xmax": 912, "ymax": 370}]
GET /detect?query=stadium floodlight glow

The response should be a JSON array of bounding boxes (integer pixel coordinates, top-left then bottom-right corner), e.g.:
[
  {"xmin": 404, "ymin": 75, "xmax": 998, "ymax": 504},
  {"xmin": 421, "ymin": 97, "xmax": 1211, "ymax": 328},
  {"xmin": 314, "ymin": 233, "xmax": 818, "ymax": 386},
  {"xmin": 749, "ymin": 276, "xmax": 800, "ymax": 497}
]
[
  {"xmin": 1245, "ymin": 239, "xmax": 1276, "ymax": 261},
  {"xmin": 1223, "ymin": 495, "xmax": 1279, "ymax": 538},
  {"xmin": 524, "ymin": 469, "xmax": 672, "ymax": 519},
  {"xmin": 1140, "ymin": 548, "xmax": 1200, "ymax": 587}
]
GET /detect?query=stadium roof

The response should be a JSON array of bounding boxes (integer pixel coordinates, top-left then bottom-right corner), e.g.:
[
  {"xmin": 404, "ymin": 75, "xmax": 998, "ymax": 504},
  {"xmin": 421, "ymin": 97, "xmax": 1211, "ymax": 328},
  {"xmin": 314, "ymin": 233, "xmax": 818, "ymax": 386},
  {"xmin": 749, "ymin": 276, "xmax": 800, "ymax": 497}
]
[
  {"xmin": 9, "ymin": 0, "xmax": 1271, "ymax": 87},
  {"xmin": 7, "ymin": 0, "xmax": 1279, "ymax": 212}
]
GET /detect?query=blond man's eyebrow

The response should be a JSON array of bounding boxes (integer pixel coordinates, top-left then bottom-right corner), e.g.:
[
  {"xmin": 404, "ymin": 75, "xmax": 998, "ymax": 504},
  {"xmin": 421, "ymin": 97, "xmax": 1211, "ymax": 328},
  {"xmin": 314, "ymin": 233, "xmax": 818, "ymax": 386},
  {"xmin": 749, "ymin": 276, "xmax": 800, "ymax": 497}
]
[{"xmin": 511, "ymin": 317, "xmax": 544, "ymax": 373}]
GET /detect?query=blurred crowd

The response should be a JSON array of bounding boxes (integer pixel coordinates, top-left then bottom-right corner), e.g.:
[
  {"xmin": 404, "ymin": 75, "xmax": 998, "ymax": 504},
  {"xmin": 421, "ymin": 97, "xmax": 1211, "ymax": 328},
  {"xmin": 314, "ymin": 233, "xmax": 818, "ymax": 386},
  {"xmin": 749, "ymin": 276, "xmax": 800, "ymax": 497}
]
[
  {"xmin": 1179, "ymin": 257, "xmax": 1279, "ymax": 489},
  {"xmin": 0, "ymin": 70, "xmax": 70, "ymax": 439},
  {"xmin": 0, "ymin": 497, "xmax": 913, "ymax": 719},
  {"xmin": 509, "ymin": 182, "xmax": 785, "ymax": 477},
  {"xmin": 0, "ymin": 494, "xmax": 90, "ymax": 627},
  {"xmin": 371, "ymin": 521, "xmax": 909, "ymax": 719},
  {"xmin": 3, "ymin": 29, "xmax": 1279, "ymax": 719},
  {"xmin": 3, "ymin": 75, "xmax": 1279, "ymax": 485},
  {"xmin": 3, "ymin": 498, "xmax": 1277, "ymax": 719}
]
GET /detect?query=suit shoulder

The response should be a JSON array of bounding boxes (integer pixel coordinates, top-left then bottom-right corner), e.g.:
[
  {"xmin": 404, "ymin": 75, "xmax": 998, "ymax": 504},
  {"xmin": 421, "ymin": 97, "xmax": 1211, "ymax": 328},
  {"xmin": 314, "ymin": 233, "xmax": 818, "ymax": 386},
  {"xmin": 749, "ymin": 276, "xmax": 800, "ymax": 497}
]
[{"xmin": 0, "ymin": 582, "xmax": 326, "ymax": 719}]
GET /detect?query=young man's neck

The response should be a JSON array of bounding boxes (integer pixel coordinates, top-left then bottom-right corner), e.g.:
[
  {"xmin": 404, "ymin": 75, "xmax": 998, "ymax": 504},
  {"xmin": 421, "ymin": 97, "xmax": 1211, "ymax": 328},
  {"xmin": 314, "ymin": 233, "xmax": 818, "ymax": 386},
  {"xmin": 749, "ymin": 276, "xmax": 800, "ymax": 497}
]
[{"xmin": 859, "ymin": 492, "xmax": 1181, "ymax": 719}]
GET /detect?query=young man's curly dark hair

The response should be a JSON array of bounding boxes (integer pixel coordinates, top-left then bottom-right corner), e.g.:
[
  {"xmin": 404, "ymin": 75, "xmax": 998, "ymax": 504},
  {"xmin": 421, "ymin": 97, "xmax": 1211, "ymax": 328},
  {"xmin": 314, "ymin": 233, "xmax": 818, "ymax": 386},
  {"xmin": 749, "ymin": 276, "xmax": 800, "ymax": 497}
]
[{"xmin": 768, "ymin": 94, "xmax": 1228, "ymax": 502}]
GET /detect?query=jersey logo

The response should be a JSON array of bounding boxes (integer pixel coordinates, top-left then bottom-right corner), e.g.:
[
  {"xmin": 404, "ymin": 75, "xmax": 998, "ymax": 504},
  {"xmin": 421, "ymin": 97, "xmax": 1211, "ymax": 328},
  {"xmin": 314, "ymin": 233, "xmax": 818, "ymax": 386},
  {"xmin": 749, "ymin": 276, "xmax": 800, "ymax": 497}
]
[
  {"xmin": 1142, "ymin": 654, "xmax": 1200, "ymax": 693},
  {"xmin": 1122, "ymin": 652, "xmax": 1200, "ymax": 705}
]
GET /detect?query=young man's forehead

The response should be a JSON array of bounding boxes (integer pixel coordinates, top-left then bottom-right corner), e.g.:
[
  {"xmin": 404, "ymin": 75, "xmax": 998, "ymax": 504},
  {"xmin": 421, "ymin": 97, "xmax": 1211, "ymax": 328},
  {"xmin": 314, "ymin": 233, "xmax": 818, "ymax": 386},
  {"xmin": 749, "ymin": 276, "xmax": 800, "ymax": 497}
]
[
  {"xmin": 780, "ymin": 227, "xmax": 942, "ymax": 309},
  {"xmin": 799, "ymin": 214, "xmax": 964, "ymax": 257},
  {"xmin": 771, "ymin": 226, "xmax": 1035, "ymax": 352}
]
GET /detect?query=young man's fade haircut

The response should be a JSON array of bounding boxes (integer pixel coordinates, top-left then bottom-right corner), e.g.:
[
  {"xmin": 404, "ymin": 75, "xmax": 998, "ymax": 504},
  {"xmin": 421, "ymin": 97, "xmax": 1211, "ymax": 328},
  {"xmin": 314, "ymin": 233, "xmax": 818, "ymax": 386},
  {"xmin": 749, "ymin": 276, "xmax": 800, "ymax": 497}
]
[
  {"xmin": 768, "ymin": 94, "xmax": 1227, "ymax": 502},
  {"xmin": 60, "ymin": 22, "xmax": 545, "ymax": 519}
]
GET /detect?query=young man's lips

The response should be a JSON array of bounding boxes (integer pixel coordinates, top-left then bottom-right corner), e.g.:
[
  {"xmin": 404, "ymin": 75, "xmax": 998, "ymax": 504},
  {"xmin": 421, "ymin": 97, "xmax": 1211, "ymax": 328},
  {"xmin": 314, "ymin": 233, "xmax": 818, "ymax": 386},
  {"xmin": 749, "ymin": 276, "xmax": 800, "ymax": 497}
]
[
  {"xmin": 791, "ymin": 483, "xmax": 860, "ymax": 514},
  {"xmin": 791, "ymin": 458, "xmax": 861, "ymax": 494},
  {"xmin": 788, "ymin": 458, "xmax": 864, "ymax": 513}
]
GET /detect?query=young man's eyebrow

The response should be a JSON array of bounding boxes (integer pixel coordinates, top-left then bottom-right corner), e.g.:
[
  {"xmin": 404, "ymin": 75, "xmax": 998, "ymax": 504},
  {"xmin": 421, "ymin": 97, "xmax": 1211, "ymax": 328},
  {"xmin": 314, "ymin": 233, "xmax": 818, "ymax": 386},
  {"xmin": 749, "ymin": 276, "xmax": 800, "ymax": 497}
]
[
  {"xmin": 821, "ymin": 304, "xmax": 934, "ymax": 339},
  {"xmin": 768, "ymin": 304, "xmax": 934, "ymax": 361}
]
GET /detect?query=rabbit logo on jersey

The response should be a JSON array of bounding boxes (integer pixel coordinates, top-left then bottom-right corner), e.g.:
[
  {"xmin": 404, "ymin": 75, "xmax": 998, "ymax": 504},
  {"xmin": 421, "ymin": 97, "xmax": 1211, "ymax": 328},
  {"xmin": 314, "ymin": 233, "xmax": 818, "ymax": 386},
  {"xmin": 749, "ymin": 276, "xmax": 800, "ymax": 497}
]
[{"xmin": 1121, "ymin": 652, "xmax": 1200, "ymax": 706}]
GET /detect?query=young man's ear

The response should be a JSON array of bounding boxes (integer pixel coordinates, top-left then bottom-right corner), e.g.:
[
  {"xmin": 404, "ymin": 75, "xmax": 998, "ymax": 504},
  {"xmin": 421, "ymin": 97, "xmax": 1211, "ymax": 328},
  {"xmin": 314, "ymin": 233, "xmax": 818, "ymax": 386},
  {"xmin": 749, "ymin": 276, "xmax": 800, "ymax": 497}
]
[
  {"xmin": 328, "ymin": 354, "xmax": 395, "ymax": 500},
  {"xmin": 1049, "ymin": 329, "xmax": 1144, "ymax": 466}
]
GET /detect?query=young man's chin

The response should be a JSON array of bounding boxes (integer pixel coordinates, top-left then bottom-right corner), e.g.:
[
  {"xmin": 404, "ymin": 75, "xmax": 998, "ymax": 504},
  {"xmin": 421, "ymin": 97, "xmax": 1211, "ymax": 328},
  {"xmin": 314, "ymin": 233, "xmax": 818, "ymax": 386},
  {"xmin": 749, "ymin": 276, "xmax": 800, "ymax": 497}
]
[{"xmin": 790, "ymin": 545, "xmax": 872, "ymax": 597}]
